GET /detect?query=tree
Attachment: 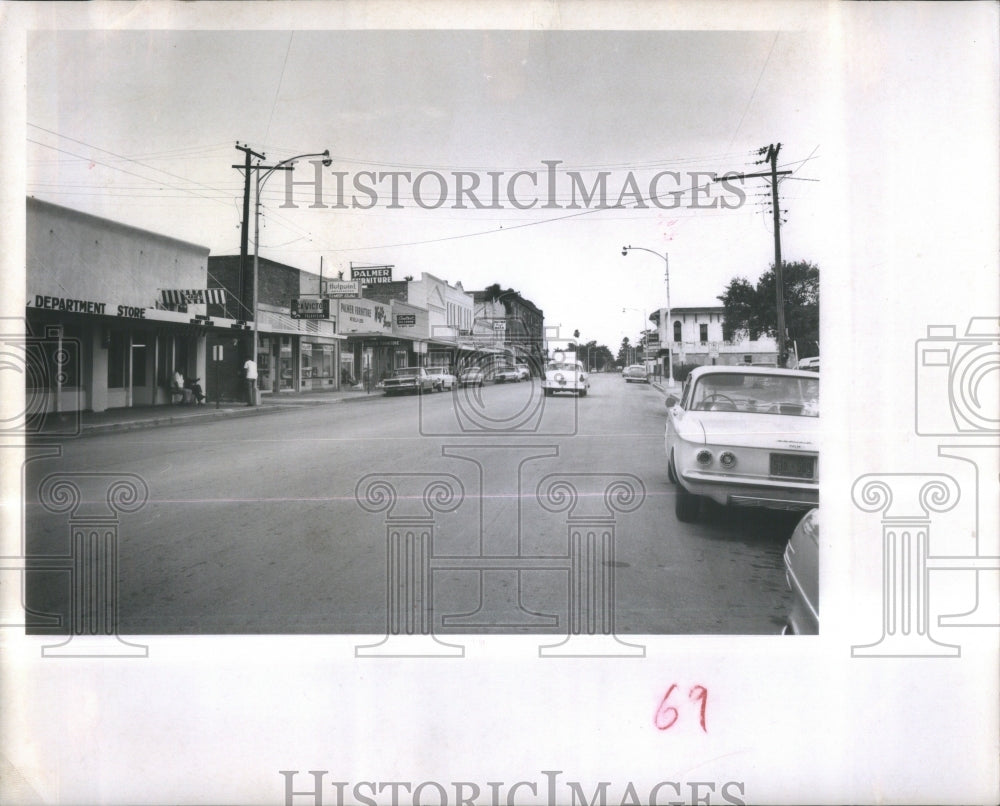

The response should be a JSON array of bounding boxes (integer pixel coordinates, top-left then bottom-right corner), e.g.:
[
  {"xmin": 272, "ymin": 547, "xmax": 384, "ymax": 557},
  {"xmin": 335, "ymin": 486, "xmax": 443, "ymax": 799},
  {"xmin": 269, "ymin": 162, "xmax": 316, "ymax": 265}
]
[
  {"xmin": 718, "ymin": 261, "xmax": 819, "ymax": 352},
  {"xmin": 617, "ymin": 337, "xmax": 631, "ymax": 366}
]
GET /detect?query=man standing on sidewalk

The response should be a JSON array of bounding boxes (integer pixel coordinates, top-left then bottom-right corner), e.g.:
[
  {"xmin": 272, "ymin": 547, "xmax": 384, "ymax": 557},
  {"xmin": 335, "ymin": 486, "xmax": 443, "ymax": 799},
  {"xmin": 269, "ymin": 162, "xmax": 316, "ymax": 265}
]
[{"xmin": 243, "ymin": 357, "xmax": 258, "ymax": 406}]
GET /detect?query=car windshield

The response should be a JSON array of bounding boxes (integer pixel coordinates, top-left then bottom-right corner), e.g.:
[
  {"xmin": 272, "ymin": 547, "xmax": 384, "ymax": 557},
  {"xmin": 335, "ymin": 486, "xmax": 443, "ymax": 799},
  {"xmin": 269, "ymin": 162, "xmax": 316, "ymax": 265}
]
[
  {"xmin": 690, "ymin": 372, "xmax": 819, "ymax": 417},
  {"xmin": 393, "ymin": 368, "xmax": 420, "ymax": 377}
]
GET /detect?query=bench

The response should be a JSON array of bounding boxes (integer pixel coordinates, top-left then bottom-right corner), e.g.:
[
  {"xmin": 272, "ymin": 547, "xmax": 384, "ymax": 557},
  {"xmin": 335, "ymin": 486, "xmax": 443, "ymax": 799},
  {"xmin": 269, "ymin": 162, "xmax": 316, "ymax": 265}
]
[{"xmin": 170, "ymin": 383, "xmax": 195, "ymax": 405}]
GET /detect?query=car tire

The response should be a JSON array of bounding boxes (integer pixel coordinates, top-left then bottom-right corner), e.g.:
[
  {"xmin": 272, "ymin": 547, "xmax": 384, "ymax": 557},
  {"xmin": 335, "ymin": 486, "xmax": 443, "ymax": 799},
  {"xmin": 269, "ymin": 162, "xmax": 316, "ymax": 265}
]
[
  {"xmin": 667, "ymin": 452, "xmax": 677, "ymax": 484},
  {"xmin": 579, "ymin": 389, "xmax": 587, "ymax": 397},
  {"xmin": 675, "ymin": 482, "xmax": 700, "ymax": 523}
]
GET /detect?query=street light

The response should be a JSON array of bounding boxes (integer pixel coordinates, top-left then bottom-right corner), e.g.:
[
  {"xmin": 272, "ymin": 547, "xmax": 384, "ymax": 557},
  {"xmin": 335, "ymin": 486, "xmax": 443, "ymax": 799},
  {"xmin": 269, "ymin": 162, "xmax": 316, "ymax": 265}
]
[
  {"xmin": 251, "ymin": 150, "xmax": 331, "ymax": 401},
  {"xmin": 622, "ymin": 245, "xmax": 673, "ymax": 387}
]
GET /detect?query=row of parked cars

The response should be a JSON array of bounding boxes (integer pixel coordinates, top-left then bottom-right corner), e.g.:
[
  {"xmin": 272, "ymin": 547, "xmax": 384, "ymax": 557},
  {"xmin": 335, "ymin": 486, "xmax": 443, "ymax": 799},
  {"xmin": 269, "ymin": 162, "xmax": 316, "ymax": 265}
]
[{"xmin": 380, "ymin": 363, "xmax": 533, "ymax": 395}]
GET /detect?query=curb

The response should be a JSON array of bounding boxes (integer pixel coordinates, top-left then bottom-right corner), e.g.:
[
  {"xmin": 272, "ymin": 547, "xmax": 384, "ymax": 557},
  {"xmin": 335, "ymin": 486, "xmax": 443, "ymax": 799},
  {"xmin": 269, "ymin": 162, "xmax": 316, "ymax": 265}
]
[{"xmin": 56, "ymin": 392, "xmax": 373, "ymax": 437}]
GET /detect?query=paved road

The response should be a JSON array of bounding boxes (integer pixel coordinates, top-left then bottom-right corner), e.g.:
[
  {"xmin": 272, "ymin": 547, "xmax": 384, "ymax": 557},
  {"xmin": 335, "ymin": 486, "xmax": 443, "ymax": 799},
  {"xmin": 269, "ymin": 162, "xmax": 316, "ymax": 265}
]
[{"xmin": 24, "ymin": 373, "xmax": 797, "ymax": 635}]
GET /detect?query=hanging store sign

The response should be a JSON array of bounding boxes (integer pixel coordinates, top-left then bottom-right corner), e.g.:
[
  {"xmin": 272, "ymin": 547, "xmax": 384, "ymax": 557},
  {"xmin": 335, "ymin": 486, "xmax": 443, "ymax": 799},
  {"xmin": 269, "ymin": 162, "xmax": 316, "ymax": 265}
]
[
  {"xmin": 291, "ymin": 298, "xmax": 331, "ymax": 319},
  {"xmin": 350, "ymin": 266, "xmax": 393, "ymax": 284},
  {"xmin": 395, "ymin": 314, "xmax": 416, "ymax": 327},
  {"xmin": 160, "ymin": 288, "xmax": 227, "ymax": 306},
  {"xmin": 321, "ymin": 279, "xmax": 361, "ymax": 298}
]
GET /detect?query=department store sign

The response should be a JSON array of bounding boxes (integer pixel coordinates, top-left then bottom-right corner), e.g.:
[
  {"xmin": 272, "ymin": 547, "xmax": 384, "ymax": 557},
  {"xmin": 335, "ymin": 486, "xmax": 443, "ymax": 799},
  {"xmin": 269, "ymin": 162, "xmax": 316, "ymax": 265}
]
[{"xmin": 29, "ymin": 294, "xmax": 149, "ymax": 319}]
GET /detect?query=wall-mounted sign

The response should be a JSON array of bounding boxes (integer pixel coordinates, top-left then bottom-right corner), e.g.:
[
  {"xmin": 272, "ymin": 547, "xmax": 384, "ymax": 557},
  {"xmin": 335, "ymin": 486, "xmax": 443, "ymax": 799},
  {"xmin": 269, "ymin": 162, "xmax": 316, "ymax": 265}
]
[
  {"xmin": 321, "ymin": 279, "xmax": 361, "ymax": 298},
  {"xmin": 350, "ymin": 266, "xmax": 393, "ymax": 284},
  {"xmin": 395, "ymin": 314, "xmax": 416, "ymax": 327},
  {"xmin": 291, "ymin": 298, "xmax": 331, "ymax": 319},
  {"xmin": 338, "ymin": 299, "xmax": 392, "ymax": 332},
  {"xmin": 161, "ymin": 289, "xmax": 226, "ymax": 306}
]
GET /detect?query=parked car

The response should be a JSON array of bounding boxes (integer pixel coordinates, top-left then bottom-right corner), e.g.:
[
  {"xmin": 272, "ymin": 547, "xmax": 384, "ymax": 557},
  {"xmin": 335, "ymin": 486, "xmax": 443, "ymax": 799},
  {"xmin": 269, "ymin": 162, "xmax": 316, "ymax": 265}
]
[
  {"xmin": 623, "ymin": 364, "xmax": 649, "ymax": 383},
  {"xmin": 425, "ymin": 367, "xmax": 456, "ymax": 391},
  {"xmin": 515, "ymin": 363, "xmax": 531, "ymax": 380},
  {"xmin": 457, "ymin": 366, "xmax": 485, "ymax": 387},
  {"xmin": 542, "ymin": 359, "xmax": 590, "ymax": 397},
  {"xmin": 664, "ymin": 365, "xmax": 819, "ymax": 522},
  {"xmin": 493, "ymin": 365, "xmax": 521, "ymax": 383},
  {"xmin": 382, "ymin": 366, "xmax": 435, "ymax": 395},
  {"xmin": 783, "ymin": 507, "xmax": 819, "ymax": 635}
]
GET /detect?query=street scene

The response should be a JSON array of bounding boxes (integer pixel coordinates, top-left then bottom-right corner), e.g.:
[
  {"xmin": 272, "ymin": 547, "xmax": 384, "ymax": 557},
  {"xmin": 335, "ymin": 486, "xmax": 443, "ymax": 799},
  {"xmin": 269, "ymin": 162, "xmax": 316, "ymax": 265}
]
[
  {"xmin": 5, "ymin": 7, "xmax": 999, "ymax": 806},
  {"xmin": 16, "ymin": 29, "xmax": 824, "ymax": 643},
  {"xmin": 24, "ymin": 373, "xmax": 802, "ymax": 636}
]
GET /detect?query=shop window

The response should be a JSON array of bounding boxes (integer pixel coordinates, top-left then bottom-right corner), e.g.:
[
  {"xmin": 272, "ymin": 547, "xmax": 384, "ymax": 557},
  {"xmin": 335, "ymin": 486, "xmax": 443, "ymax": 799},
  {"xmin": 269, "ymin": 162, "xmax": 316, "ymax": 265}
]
[
  {"xmin": 699, "ymin": 323, "xmax": 708, "ymax": 343},
  {"xmin": 673, "ymin": 321, "xmax": 681, "ymax": 342},
  {"xmin": 108, "ymin": 330, "xmax": 127, "ymax": 388}
]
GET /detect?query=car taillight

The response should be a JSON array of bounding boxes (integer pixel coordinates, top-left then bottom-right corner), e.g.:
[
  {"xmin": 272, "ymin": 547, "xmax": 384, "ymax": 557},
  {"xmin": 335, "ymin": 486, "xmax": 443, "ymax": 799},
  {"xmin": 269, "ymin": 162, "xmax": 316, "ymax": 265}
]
[
  {"xmin": 696, "ymin": 449, "xmax": 713, "ymax": 466},
  {"xmin": 719, "ymin": 451, "xmax": 737, "ymax": 469}
]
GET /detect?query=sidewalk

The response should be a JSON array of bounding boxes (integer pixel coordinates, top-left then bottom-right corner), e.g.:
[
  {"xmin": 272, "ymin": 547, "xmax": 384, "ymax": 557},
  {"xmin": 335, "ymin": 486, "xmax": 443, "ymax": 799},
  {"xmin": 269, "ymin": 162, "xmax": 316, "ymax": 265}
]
[{"xmin": 33, "ymin": 386, "xmax": 375, "ymax": 438}]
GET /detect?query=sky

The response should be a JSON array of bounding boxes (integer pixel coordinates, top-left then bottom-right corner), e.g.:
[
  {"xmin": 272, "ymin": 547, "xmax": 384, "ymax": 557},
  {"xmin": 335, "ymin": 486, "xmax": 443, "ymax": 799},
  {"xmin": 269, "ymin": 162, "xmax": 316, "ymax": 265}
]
[{"xmin": 25, "ymin": 28, "xmax": 831, "ymax": 350}]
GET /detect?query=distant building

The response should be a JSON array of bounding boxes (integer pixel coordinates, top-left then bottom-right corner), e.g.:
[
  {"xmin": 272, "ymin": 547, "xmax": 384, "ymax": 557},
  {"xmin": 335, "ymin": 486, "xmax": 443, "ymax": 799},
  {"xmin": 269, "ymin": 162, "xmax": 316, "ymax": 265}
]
[
  {"xmin": 361, "ymin": 273, "xmax": 475, "ymax": 372},
  {"xmin": 471, "ymin": 287, "xmax": 545, "ymax": 374},
  {"xmin": 650, "ymin": 305, "xmax": 779, "ymax": 370}
]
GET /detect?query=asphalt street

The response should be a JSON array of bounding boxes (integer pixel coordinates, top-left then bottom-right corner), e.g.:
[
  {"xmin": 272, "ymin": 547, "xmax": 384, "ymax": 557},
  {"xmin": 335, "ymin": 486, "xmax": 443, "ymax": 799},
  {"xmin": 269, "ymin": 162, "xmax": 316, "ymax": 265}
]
[{"xmin": 24, "ymin": 373, "xmax": 798, "ymax": 635}]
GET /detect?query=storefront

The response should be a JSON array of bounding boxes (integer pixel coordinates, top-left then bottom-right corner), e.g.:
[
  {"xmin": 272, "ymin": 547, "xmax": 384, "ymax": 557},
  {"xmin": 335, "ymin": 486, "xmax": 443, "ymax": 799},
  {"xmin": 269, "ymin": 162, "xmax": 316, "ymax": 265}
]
[
  {"xmin": 256, "ymin": 304, "xmax": 343, "ymax": 394},
  {"xmin": 338, "ymin": 298, "xmax": 395, "ymax": 387},
  {"xmin": 25, "ymin": 198, "xmax": 246, "ymax": 412}
]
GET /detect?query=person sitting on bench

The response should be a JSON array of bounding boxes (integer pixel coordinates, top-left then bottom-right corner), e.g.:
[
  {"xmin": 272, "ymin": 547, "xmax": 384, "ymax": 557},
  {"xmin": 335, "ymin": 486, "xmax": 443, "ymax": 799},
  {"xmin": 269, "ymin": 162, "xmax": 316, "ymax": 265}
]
[{"xmin": 171, "ymin": 370, "xmax": 204, "ymax": 404}]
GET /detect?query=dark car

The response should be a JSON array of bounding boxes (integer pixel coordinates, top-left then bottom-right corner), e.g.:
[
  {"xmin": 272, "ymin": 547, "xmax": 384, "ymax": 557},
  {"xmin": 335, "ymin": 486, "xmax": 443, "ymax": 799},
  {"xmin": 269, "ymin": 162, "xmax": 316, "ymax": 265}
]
[{"xmin": 382, "ymin": 367, "xmax": 434, "ymax": 395}]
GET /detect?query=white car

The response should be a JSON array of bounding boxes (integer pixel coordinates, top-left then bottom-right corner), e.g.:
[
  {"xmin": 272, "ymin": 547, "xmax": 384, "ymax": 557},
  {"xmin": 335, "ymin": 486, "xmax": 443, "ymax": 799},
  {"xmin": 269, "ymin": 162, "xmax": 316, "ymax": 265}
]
[
  {"xmin": 542, "ymin": 359, "xmax": 590, "ymax": 397},
  {"xmin": 425, "ymin": 368, "xmax": 456, "ymax": 391},
  {"xmin": 783, "ymin": 507, "xmax": 819, "ymax": 635},
  {"xmin": 664, "ymin": 365, "xmax": 819, "ymax": 522}
]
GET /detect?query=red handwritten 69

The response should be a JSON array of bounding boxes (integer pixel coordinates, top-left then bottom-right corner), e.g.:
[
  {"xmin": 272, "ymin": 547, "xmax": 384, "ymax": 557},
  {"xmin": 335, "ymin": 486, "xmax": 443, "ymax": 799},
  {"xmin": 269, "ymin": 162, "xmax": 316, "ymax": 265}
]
[{"xmin": 654, "ymin": 684, "xmax": 708, "ymax": 732}]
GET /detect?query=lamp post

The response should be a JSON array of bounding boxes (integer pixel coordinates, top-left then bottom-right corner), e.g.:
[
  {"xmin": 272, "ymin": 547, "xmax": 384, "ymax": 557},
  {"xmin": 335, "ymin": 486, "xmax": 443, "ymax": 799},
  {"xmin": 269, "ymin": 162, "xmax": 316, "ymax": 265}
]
[
  {"xmin": 251, "ymin": 150, "xmax": 331, "ymax": 401},
  {"xmin": 622, "ymin": 245, "xmax": 673, "ymax": 388}
]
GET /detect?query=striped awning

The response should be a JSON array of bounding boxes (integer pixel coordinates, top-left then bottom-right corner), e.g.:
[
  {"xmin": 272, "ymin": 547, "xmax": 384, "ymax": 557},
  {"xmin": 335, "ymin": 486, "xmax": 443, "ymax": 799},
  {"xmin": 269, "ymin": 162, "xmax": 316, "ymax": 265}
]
[{"xmin": 161, "ymin": 288, "xmax": 227, "ymax": 306}]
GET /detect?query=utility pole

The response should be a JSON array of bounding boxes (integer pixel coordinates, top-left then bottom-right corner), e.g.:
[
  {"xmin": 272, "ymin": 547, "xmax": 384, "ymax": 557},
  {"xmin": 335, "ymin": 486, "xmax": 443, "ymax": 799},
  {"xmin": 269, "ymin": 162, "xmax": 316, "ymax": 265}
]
[
  {"xmin": 233, "ymin": 143, "xmax": 265, "ymax": 323},
  {"xmin": 714, "ymin": 144, "xmax": 792, "ymax": 365}
]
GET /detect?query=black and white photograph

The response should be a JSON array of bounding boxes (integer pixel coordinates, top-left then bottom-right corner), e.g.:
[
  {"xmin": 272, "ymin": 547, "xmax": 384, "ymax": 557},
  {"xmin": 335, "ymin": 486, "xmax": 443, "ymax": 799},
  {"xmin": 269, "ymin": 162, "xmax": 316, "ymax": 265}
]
[{"xmin": 1, "ymin": 2, "xmax": 997, "ymax": 805}]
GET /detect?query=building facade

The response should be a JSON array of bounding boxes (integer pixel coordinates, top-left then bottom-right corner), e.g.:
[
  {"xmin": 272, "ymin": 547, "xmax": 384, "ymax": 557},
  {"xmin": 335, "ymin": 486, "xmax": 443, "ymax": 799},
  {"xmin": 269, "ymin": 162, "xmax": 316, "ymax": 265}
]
[
  {"xmin": 208, "ymin": 256, "xmax": 345, "ymax": 396},
  {"xmin": 471, "ymin": 287, "xmax": 546, "ymax": 375},
  {"xmin": 650, "ymin": 305, "xmax": 779, "ymax": 369},
  {"xmin": 25, "ymin": 197, "xmax": 248, "ymax": 413}
]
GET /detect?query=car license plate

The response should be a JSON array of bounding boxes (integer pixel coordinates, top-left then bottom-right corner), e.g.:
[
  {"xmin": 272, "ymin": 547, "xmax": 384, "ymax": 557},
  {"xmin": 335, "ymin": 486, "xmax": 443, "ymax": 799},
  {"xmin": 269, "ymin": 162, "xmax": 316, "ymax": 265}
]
[{"xmin": 770, "ymin": 453, "xmax": 815, "ymax": 479}]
